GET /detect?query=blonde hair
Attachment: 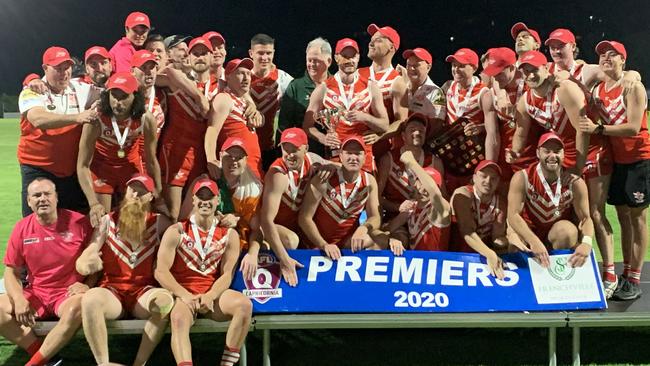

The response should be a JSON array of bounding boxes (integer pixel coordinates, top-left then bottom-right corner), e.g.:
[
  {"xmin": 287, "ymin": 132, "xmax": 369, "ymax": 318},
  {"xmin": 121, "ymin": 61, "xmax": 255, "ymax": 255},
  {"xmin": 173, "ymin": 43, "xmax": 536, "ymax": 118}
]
[{"xmin": 117, "ymin": 197, "xmax": 151, "ymax": 245}]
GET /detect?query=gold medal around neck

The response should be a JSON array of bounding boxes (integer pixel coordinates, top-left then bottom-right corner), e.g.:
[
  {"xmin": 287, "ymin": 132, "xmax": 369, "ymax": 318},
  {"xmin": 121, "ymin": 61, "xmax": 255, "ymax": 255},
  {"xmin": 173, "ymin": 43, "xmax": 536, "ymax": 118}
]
[{"xmin": 117, "ymin": 149, "xmax": 126, "ymax": 158}]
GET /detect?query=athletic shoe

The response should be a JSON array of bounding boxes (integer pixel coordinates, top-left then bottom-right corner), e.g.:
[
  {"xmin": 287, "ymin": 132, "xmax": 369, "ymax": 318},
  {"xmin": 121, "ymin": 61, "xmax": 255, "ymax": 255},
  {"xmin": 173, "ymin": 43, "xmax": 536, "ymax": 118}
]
[
  {"xmin": 613, "ymin": 278, "xmax": 642, "ymax": 301},
  {"xmin": 603, "ymin": 276, "xmax": 618, "ymax": 299}
]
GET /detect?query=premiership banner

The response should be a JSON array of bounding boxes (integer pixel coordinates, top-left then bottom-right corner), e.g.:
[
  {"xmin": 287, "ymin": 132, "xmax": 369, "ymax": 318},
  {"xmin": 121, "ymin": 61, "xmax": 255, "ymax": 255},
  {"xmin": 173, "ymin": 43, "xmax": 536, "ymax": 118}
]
[{"xmin": 232, "ymin": 250, "xmax": 607, "ymax": 313}]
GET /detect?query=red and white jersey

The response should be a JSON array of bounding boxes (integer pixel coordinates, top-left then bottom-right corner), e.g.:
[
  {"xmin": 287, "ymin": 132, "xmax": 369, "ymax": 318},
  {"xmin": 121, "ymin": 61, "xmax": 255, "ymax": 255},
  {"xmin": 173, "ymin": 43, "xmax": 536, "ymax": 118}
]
[
  {"xmin": 358, "ymin": 65, "xmax": 401, "ymax": 121},
  {"xmin": 136, "ymin": 87, "xmax": 166, "ymax": 163},
  {"xmin": 250, "ymin": 67, "xmax": 293, "ymax": 151},
  {"xmin": 408, "ymin": 201, "xmax": 450, "ymax": 251},
  {"xmin": 161, "ymin": 76, "xmax": 218, "ymax": 146},
  {"xmin": 323, "ymin": 73, "xmax": 374, "ymax": 171},
  {"xmin": 170, "ymin": 217, "xmax": 231, "ymax": 295},
  {"xmin": 313, "ymin": 169, "xmax": 371, "ymax": 247},
  {"xmin": 548, "ymin": 62, "xmax": 585, "ymax": 84},
  {"xmin": 446, "ymin": 76, "xmax": 488, "ymax": 125},
  {"xmin": 384, "ymin": 148, "xmax": 435, "ymax": 204},
  {"xmin": 521, "ymin": 162, "xmax": 574, "ymax": 233},
  {"xmin": 95, "ymin": 114, "xmax": 143, "ymax": 165},
  {"xmin": 269, "ymin": 154, "xmax": 313, "ymax": 229},
  {"xmin": 216, "ymin": 89, "xmax": 262, "ymax": 178},
  {"xmin": 593, "ymin": 82, "xmax": 650, "ymax": 164},
  {"xmin": 98, "ymin": 212, "xmax": 160, "ymax": 292},
  {"xmin": 408, "ymin": 77, "xmax": 446, "ymax": 121},
  {"xmin": 465, "ymin": 185, "xmax": 502, "ymax": 242}
]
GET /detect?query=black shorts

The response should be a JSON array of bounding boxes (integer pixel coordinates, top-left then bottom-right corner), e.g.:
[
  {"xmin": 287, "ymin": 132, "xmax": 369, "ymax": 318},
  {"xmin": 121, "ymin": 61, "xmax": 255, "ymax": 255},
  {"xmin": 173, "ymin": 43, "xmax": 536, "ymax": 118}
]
[{"xmin": 607, "ymin": 159, "xmax": 650, "ymax": 208}]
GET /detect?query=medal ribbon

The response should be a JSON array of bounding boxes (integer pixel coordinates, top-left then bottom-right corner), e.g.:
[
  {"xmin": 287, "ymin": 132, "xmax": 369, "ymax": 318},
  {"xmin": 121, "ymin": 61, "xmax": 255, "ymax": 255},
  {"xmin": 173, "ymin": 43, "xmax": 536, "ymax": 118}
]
[
  {"xmin": 337, "ymin": 169, "xmax": 362, "ymax": 209},
  {"xmin": 536, "ymin": 163, "xmax": 562, "ymax": 210},
  {"xmin": 451, "ymin": 76, "xmax": 478, "ymax": 118},
  {"xmin": 111, "ymin": 116, "xmax": 131, "ymax": 152},
  {"xmin": 369, "ymin": 65, "xmax": 394, "ymax": 85},
  {"xmin": 190, "ymin": 215, "xmax": 217, "ymax": 261},
  {"xmin": 334, "ymin": 71, "xmax": 359, "ymax": 110}
]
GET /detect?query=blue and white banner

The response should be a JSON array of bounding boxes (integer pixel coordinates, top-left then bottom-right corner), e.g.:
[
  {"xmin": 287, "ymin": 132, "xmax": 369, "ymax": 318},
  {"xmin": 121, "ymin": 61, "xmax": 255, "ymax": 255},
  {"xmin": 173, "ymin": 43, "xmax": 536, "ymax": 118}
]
[{"xmin": 232, "ymin": 250, "xmax": 607, "ymax": 313}]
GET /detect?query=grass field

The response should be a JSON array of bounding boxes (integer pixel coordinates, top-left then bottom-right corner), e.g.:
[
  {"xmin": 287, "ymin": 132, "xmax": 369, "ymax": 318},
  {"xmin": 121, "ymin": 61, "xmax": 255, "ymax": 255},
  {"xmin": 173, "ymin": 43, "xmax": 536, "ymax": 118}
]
[{"xmin": 0, "ymin": 118, "xmax": 649, "ymax": 365}]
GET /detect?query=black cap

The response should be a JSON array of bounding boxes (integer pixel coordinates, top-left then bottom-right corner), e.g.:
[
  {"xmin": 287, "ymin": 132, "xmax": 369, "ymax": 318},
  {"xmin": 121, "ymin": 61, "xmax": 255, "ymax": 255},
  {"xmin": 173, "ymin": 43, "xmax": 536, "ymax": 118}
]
[{"xmin": 164, "ymin": 35, "xmax": 191, "ymax": 49}]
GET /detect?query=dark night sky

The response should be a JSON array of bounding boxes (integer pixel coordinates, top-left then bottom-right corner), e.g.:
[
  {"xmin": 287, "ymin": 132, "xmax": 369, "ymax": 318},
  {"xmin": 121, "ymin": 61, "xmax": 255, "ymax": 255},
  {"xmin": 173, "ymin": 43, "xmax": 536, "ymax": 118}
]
[{"xmin": 1, "ymin": 0, "xmax": 649, "ymax": 94}]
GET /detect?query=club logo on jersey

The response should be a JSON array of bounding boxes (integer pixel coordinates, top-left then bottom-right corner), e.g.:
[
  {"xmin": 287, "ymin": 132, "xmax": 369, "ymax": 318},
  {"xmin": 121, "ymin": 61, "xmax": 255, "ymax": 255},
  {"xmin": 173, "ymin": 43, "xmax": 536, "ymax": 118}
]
[
  {"xmin": 243, "ymin": 252, "xmax": 282, "ymax": 304},
  {"xmin": 547, "ymin": 257, "xmax": 575, "ymax": 281},
  {"xmin": 633, "ymin": 191, "xmax": 645, "ymax": 204},
  {"xmin": 59, "ymin": 231, "xmax": 74, "ymax": 242},
  {"xmin": 23, "ymin": 238, "xmax": 39, "ymax": 245}
]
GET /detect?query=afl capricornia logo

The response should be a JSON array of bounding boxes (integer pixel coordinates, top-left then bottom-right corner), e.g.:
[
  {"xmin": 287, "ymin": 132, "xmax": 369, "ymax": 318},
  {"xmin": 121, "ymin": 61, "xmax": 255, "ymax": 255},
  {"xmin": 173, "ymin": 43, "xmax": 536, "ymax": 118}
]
[{"xmin": 243, "ymin": 252, "xmax": 283, "ymax": 304}]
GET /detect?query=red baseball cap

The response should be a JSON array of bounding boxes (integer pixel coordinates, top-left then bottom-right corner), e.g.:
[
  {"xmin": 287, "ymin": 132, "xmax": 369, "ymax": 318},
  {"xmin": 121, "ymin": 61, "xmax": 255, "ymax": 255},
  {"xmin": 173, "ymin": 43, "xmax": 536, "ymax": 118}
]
[
  {"xmin": 203, "ymin": 31, "xmax": 226, "ymax": 45},
  {"xmin": 221, "ymin": 136, "xmax": 248, "ymax": 154},
  {"xmin": 225, "ymin": 58, "xmax": 254, "ymax": 76},
  {"xmin": 518, "ymin": 50, "xmax": 548, "ymax": 69},
  {"xmin": 130, "ymin": 50, "xmax": 157, "ymax": 68},
  {"xmin": 423, "ymin": 166, "xmax": 443, "ymax": 187},
  {"xmin": 482, "ymin": 47, "xmax": 517, "ymax": 76},
  {"xmin": 42, "ymin": 46, "xmax": 73, "ymax": 66},
  {"xmin": 84, "ymin": 46, "xmax": 111, "ymax": 63},
  {"xmin": 126, "ymin": 173, "xmax": 155, "ymax": 193},
  {"xmin": 280, "ymin": 127, "xmax": 308, "ymax": 147},
  {"xmin": 445, "ymin": 48, "xmax": 479, "ymax": 68},
  {"xmin": 510, "ymin": 22, "xmax": 541, "ymax": 44},
  {"xmin": 402, "ymin": 48, "xmax": 433, "ymax": 64},
  {"xmin": 335, "ymin": 38, "xmax": 359, "ymax": 54},
  {"xmin": 538, "ymin": 131, "xmax": 564, "ymax": 148},
  {"xmin": 474, "ymin": 159, "xmax": 502, "ymax": 176},
  {"xmin": 340, "ymin": 136, "xmax": 367, "ymax": 150},
  {"xmin": 544, "ymin": 28, "xmax": 576, "ymax": 46},
  {"xmin": 188, "ymin": 37, "xmax": 213, "ymax": 53},
  {"xmin": 367, "ymin": 23, "xmax": 400, "ymax": 49},
  {"xmin": 125, "ymin": 11, "xmax": 150, "ymax": 29},
  {"xmin": 595, "ymin": 40, "xmax": 627, "ymax": 60},
  {"xmin": 106, "ymin": 72, "xmax": 139, "ymax": 94},
  {"xmin": 192, "ymin": 178, "xmax": 219, "ymax": 196}
]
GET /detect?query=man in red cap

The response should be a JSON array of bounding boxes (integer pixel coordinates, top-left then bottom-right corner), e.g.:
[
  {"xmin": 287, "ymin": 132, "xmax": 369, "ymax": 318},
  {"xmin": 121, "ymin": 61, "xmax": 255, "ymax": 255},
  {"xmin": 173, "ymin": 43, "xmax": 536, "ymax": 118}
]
[
  {"xmin": 510, "ymin": 50, "xmax": 615, "ymax": 290},
  {"xmin": 110, "ymin": 11, "xmax": 151, "ymax": 72},
  {"xmin": 299, "ymin": 136, "xmax": 383, "ymax": 259},
  {"xmin": 378, "ymin": 114, "xmax": 443, "ymax": 219},
  {"xmin": 510, "ymin": 22, "xmax": 541, "ymax": 56},
  {"xmin": 483, "ymin": 47, "xmax": 539, "ymax": 183},
  {"xmin": 261, "ymin": 128, "xmax": 334, "ymax": 285},
  {"xmin": 159, "ymin": 37, "xmax": 224, "ymax": 221},
  {"xmin": 374, "ymin": 149, "xmax": 450, "ymax": 255},
  {"xmin": 204, "ymin": 31, "xmax": 228, "ymax": 82},
  {"xmin": 450, "ymin": 160, "xmax": 508, "ymax": 276},
  {"xmin": 248, "ymin": 33, "xmax": 294, "ymax": 168},
  {"xmin": 0, "ymin": 178, "xmax": 94, "ymax": 366},
  {"xmin": 75, "ymin": 174, "xmax": 173, "ymax": 366},
  {"xmin": 156, "ymin": 178, "xmax": 251, "ymax": 366},
  {"xmin": 77, "ymin": 72, "xmax": 162, "ymax": 227},
  {"xmin": 205, "ymin": 58, "xmax": 264, "ymax": 181},
  {"xmin": 508, "ymin": 132, "xmax": 593, "ymax": 268},
  {"xmin": 303, "ymin": 38, "xmax": 388, "ymax": 172},
  {"xmin": 402, "ymin": 47, "xmax": 445, "ymax": 124},
  {"xmin": 582, "ymin": 40, "xmax": 649, "ymax": 300},
  {"xmin": 17, "ymin": 46, "xmax": 99, "ymax": 216},
  {"xmin": 443, "ymin": 48, "xmax": 499, "ymax": 191},
  {"xmin": 82, "ymin": 46, "xmax": 114, "ymax": 88},
  {"xmin": 358, "ymin": 24, "xmax": 408, "ymax": 158}
]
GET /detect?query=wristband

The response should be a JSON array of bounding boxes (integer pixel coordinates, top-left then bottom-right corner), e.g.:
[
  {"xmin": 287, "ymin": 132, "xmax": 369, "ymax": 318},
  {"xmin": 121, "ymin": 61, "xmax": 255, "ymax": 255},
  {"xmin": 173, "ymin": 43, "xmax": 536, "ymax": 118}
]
[{"xmin": 580, "ymin": 235, "xmax": 593, "ymax": 247}]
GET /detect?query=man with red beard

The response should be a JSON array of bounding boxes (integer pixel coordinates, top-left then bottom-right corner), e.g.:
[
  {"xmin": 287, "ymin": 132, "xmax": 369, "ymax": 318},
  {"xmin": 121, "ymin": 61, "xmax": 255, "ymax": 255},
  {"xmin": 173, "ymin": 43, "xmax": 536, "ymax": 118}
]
[
  {"xmin": 75, "ymin": 174, "xmax": 173, "ymax": 366},
  {"xmin": 358, "ymin": 24, "xmax": 408, "ymax": 157},
  {"xmin": 110, "ymin": 11, "xmax": 151, "ymax": 72},
  {"xmin": 450, "ymin": 160, "xmax": 508, "ymax": 277},
  {"xmin": 510, "ymin": 22, "xmax": 541, "ymax": 57},
  {"xmin": 77, "ymin": 72, "xmax": 161, "ymax": 227},
  {"xmin": 378, "ymin": 114, "xmax": 443, "ymax": 218},
  {"xmin": 299, "ymin": 137, "xmax": 382, "ymax": 260},
  {"xmin": 483, "ymin": 47, "xmax": 539, "ymax": 183},
  {"xmin": 159, "ymin": 37, "xmax": 220, "ymax": 221},
  {"xmin": 509, "ymin": 50, "xmax": 615, "ymax": 294},
  {"xmin": 248, "ymin": 33, "xmax": 294, "ymax": 168},
  {"xmin": 303, "ymin": 38, "xmax": 388, "ymax": 172},
  {"xmin": 155, "ymin": 178, "xmax": 252, "ymax": 366},
  {"xmin": 261, "ymin": 128, "xmax": 334, "ymax": 286},
  {"xmin": 444, "ymin": 48, "xmax": 499, "ymax": 191},
  {"xmin": 206, "ymin": 58, "xmax": 264, "ymax": 180},
  {"xmin": 508, "ymin": 132, "xmax": 593, "ymax": 268},
  {"xmin": 204, "ymin": 31, "xmax": 227, "ymax": 83}
]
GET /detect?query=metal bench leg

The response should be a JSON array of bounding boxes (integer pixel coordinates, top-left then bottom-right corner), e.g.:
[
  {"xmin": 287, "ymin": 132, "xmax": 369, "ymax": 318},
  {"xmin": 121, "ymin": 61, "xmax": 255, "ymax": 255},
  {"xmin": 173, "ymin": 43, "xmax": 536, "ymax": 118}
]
[
  {"xmin": 572, "ymin": 327, "xmax": 581, "ymax": 366},
  {"xmin": 241, "ymin": 342, "xmax": 247, "ymax": 366},
  {"xmin": 548, "ymin": 327, "xmax": 557, "ymax": 366},
  {"xmin": 263, "ymin": 329, "xmax": 271, "ymax": 366}
]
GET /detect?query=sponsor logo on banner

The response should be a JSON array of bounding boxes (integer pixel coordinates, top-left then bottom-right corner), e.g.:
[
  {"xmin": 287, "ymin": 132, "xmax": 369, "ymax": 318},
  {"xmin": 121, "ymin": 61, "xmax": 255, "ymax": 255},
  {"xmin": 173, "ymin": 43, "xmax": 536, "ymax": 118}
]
[
  {"xmin": 243, "ymin": 252, "xmax": 283, "ymax": 304},
  {"xmin": 529, "ymin": 254, "xmax": 602, "ymax": 305}
]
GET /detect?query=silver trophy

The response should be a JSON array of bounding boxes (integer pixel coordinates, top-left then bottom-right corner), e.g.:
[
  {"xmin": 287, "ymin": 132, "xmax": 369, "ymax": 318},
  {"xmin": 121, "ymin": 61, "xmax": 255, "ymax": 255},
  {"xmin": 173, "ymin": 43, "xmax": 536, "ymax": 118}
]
[{"xmin": 317, "ymin": 107, "xmax": 342, "ymax": 158}]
